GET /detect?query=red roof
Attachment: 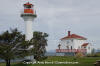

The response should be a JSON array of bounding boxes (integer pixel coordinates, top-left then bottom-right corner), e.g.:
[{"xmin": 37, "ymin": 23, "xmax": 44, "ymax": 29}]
[
  {"xmin": 61, "ymin": 31, "xmax": 87, "ymax": 40},
  {"xmin": 82, "ymin": 43, "xmax": 89, "ymax": 46},
  {"xmin": 24, "ymin": 2, "xmax": 33, "ymax": 6}
]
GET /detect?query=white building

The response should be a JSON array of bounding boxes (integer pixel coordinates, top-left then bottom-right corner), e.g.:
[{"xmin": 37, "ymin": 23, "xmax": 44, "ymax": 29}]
[{"xmin": 56, "ymin": 31, "xmax": 92, "ymax": 56}]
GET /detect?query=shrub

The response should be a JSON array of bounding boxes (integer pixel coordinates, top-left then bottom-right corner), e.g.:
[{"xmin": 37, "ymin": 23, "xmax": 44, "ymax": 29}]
[
  {"xmin": 87, "ymin": 52, "xmax": 100, "ymax": 57},
  {"xmin": 75, "ymin": 52, "xmax": 84, "ymax": 58}
]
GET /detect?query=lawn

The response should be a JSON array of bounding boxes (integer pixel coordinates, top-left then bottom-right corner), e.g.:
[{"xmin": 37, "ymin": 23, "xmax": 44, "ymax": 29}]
[{"xmin": 0, "ymin": 56, "xmax": 100, "ymax": 66}]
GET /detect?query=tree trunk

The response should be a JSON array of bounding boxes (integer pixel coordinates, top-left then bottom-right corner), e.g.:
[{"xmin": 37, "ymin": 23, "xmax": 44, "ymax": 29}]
[{"xmin": 6, "ymin": 59, "xmax": 10, "ymax": 66}]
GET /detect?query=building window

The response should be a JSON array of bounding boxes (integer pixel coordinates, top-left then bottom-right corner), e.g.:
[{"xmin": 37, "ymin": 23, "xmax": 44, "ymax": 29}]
[
  {"xmin": 84, "ymin": 46, "xmax": 86, "ymax": 49},
  {"xmin": 71, "ymin": 46, "xmax": 72, "ymax": 50},
  {"xmin": 88, "ymin": 47, "xmax": 90, "ymax": 49},
  {"xmin": 71, "ymin": 39, "xmax": 73, "ymax": 42},
  {"xmin": 67, "ymin": 41, "xmax": 69, "ymax": 44},
  {"xmin": 81, "ymin": 46, "xmax": 83, "ymax": 49},
  {"xmin": 66, "ymin": 46, "xmax": 69, "ymax": 49},
  {"xmin": 58, "ymin": 44, "xmax": 61, "ymax": 49},
  {"xmin": 78, "ymin": 46, "xmax": 80, "ymax": 49}
]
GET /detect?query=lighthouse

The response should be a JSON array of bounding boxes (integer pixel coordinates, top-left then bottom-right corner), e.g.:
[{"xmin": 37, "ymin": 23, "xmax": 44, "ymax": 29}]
[{"xmin": 21, "ymin": 2, "xmax": 37, "ymax": 41}]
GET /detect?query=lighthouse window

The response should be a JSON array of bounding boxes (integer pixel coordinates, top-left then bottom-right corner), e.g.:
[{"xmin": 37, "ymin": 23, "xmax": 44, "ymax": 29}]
[{"xmin": 25, "ymin": 5, "xmax": 32, "ymax": 8}]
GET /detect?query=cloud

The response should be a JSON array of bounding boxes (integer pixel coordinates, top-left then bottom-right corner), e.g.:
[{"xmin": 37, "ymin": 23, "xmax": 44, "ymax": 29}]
[{"xmin": 0, "ymin": 0, "xmax": 100, "ymax": 50}]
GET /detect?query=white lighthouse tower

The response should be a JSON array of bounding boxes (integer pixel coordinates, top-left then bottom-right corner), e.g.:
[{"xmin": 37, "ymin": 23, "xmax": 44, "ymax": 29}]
[{"xmin": 21, "ymin": 2, "xmax": 37, "ymax": 41}]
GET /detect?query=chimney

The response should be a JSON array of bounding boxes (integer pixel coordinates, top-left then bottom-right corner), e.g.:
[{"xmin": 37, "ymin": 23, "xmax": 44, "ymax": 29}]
[{"xmin": 68, "ymin": 31, "xmax": 71, "ymax": 36}]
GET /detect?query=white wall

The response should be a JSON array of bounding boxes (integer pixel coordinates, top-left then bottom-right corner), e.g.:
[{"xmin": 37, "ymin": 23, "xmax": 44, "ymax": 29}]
[
  {"xmin": 60, "ymin": 39, "xmax": 74, "ymax": 49},
  {"xmin": 60, "ymin": 39, "xmax": 87, "ymax": 49},
  {"xmin": 86, "ymin": 44, "xmax": 92, "ymax": 54},
  {"xmin": 59, "ymin": 39, "xmax": 92, "ymax": 54},
  {"xmin": 74, "ymin": 39, "xmax": 87, "ymax": 49}
]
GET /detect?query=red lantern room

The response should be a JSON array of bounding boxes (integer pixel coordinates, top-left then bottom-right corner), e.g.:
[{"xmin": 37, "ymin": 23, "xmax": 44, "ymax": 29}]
[{"xmin": 24, "ymin": 2, "xmax": 34, "ymax": 14}]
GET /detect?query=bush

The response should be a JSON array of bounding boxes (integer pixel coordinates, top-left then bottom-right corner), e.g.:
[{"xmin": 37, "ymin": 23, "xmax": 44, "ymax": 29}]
[
  {"xmin": 87, "ymin": 52, "xmax": 100, "ymax": 57},
  {"xmin": 34, "ymin": 56, "xmax": 48, "ymax": 61},
  {"xmin": 75, "ymin": 52, "xmax": 84, "ymax": 58}
]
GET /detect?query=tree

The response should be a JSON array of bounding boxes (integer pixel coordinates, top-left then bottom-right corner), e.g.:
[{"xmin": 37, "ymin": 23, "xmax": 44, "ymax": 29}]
[
  {"xmin": 0, "ymin": 28, "xmax": 31, "ymax": 66},
  {"xmin": 30, "ymin": 31, "xmax": 48, "ymax": 61}
]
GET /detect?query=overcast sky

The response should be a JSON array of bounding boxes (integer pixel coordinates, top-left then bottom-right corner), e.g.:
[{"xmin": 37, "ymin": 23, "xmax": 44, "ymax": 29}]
[{"xmin": 0, "ymin": 0, "xmax": 100, "ymax": 51}]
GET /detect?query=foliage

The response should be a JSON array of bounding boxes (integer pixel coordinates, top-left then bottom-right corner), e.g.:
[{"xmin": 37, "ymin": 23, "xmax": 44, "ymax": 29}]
[
  {"xmin": 0, "ymin": 28, "xmax": 31, "ymax": 66},
  {"xmin": 87, "ymin": 52, "xmax": 100, "ymax": 57},
  {"xmin": 30, "ymin": 31, "xmax": 48, "ymax": 61},
  {"xmin": 75, "ymin": 52, "xmax": 84, "ymax": 58}
]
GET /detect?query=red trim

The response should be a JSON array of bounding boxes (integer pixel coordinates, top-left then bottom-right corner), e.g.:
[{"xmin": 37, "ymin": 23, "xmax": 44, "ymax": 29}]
[{"xmin": 56, "ymin": 49, "xmax": 87, "ymax": 53}]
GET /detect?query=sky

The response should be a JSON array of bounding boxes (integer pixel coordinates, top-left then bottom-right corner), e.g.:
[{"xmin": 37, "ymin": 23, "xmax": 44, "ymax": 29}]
[{"xmin": 0, "ymin": 0, "xmax": 100, "ymax": 51}]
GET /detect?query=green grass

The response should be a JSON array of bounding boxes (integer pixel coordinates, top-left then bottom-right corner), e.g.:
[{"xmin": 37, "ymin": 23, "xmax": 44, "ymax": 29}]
[{"xmin": 0, "ymin": 56, "xmax": 100, "ymax": 66}]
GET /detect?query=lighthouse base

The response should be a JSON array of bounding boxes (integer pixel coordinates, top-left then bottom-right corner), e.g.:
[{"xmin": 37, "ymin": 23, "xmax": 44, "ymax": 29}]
[{"xmin": 25, "ymin": 55, "xmax": 36, "ymax": 62}]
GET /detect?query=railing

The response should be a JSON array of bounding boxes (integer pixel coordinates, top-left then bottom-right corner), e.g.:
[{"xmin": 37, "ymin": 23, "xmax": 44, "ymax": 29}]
[{"xmin": 56, "ymin": 49, "xmax": 87, "ymax": 53}]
